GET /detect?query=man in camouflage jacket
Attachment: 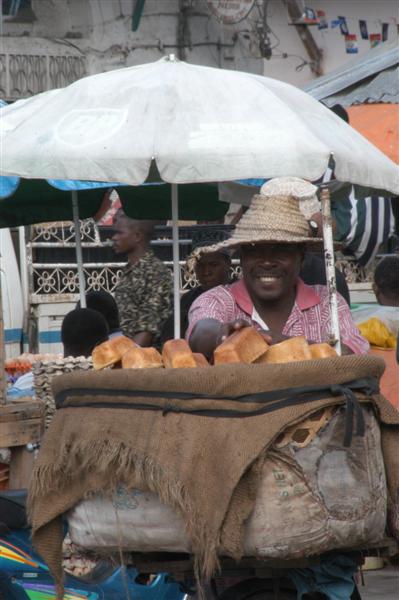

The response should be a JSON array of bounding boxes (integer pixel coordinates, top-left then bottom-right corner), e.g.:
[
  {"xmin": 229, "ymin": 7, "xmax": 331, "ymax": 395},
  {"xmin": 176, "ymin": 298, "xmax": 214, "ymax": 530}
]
[{"xmin": 112, "ymin": 211, "xmax": 173, "ymax": 347}]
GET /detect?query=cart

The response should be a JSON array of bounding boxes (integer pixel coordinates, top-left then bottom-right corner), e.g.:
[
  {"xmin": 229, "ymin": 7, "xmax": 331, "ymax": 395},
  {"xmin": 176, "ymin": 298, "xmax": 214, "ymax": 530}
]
[{"xmin": 126, "ymin": 540, "xmax": 398, "ymax": 599}]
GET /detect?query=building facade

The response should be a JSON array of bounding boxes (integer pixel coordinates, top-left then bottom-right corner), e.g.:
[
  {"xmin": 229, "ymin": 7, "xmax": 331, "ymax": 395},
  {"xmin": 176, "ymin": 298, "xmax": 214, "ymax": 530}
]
[{"xmin": 1, "ymin": 0, "xmax": 397, "ymax": 101}]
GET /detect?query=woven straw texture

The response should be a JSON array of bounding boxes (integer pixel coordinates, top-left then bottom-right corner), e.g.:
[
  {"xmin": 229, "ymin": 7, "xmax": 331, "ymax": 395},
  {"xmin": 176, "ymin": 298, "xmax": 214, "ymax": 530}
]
[
  {"xmin": 207, "ymin": 194, "xmax": 323, "ymax": 253},
  {"xmin": 33, "ymin": 357, "xmax": 93, "ymax": 429},
  {"xmin": 260, "ymin": 177, "xmax": 318, "ymax": 199}
]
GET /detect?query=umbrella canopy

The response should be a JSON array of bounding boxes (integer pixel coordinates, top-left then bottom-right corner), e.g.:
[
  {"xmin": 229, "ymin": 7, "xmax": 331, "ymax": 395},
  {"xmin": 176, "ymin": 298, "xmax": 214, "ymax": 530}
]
[
  {"xmin": 0, "ymin": 178, "xmax": 227, "ymax": 228},
  {"xmin": 1, "ymin": 56, "xmax": 398, "ymax": 345},
  {"xmin": 347, "ymin": 104, "xmax": 399, "ymax": 165},
  {"xmin": 1, "ymin": 56, "xmax": 398, "ymax": 196}
]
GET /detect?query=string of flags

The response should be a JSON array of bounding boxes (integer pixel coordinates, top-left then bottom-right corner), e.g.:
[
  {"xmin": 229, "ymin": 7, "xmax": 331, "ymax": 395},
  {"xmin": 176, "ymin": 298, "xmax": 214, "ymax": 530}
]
[{"xmin": 295, "ymin": 7, "xmax": 395, "ymax": 54}]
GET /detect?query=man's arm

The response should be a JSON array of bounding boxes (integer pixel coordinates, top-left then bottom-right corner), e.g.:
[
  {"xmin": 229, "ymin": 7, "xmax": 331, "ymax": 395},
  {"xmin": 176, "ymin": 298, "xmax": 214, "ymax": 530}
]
[{"xmin": 133, "ymin": 331, "xmax": 154, "ymax": 347}]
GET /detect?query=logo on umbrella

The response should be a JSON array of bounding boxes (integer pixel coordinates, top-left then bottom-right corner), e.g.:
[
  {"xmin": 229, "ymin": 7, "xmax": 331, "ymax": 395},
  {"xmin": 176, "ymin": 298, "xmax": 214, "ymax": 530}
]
[{"xmin": 55, "ymin": 109, "xmax": 128, "ymax": 146}]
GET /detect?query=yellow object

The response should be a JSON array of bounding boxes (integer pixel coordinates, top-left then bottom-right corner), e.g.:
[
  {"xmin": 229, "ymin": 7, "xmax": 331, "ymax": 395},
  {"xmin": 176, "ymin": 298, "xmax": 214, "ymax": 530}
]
[{"xmin": 358, "ymin": 318, "xmax": 397, "ymax": 349}]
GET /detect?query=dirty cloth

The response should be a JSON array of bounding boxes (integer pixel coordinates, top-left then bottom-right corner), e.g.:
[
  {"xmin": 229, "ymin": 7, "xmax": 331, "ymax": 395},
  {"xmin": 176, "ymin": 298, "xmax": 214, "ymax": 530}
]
[{"xmin": 27, "ymin": 356, "xmax": 399, "ymax": 598}]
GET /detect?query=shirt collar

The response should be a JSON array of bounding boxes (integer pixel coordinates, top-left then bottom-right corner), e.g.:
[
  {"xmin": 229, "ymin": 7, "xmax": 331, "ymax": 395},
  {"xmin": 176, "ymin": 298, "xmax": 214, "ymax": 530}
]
[{"xmin": 230, "ymin": 277, "xmax": 320, "ymax": 315}]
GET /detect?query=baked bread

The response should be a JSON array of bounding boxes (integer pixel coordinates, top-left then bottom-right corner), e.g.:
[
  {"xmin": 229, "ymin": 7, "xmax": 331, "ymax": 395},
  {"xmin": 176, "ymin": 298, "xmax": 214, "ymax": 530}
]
[
  {"xmin": 214, "ymin": 327, "xmax": 269, "ymax": 365},
  {"xmin": 122, "ymin": 346, "xmax": 163, "ymax": 369},
  {"xmin": 309, "ymin": 343, "xmax": 337, "ymax": 359},
  {"xmin": 92, "ymin": 335, "xmax": 136, "ymax": 370},
  {"xmin": 162, "ymin": 339, "xmax": 197, "ymax": 368},
  {"xmin": 260, "ymin": 336, "xmax": 312, "ymax": 364},
  {"xmin": 193, "ymin": 353, "xmax": 210, "ymax": 368}
]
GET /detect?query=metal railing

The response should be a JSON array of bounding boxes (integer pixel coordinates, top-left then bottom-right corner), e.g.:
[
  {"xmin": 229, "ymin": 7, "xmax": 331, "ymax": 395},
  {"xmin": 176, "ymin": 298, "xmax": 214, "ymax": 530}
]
[
  {"xmin": 0, "ymin": 52, "xmax": 86, "ymax": 101},
  {"xmin": 27, "ymin": 220, "xmax": 377, "ymax": 302}
]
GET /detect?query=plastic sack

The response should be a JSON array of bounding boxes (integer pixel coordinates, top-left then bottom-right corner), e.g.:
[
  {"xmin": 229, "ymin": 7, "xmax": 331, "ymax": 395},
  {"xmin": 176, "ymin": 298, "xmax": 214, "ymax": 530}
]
[
  {"xmin": 358, "ymin": 317, "xmax": 396, "ymax": 348},
  {"xmin": 352, "ymin": 305, "xmax": 399, "ymax": 335},
  {"xmin": 68, "ymin": 406, "xmax": 387, "ymax": 559}
]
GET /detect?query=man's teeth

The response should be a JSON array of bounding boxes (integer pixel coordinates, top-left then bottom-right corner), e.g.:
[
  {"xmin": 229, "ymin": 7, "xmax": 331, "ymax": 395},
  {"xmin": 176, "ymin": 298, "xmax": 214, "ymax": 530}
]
[{"xmin": 259, "ymin": 276, "xmax": 278, "ymax": 282}]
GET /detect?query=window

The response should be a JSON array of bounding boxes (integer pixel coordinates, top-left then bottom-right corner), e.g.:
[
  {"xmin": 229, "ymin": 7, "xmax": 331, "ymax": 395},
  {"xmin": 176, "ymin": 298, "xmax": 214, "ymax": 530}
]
[{"xmin": 1, "ymin": 0, "xmax": 35, "ymax": 23}]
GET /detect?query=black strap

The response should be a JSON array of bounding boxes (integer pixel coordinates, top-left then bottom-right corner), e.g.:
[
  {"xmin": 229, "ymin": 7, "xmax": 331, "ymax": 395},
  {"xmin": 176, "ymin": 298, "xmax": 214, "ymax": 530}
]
[
  {"xmin": 55, "ymin": 377, "xmax": 379, "ymax": 407},
  {"xmin": 55, "ymin": 377, "xmax": 378, "ymax": 446},
  {"xmin": 330, "ymin": 384, "xmax": 367, "ymax": 447}
]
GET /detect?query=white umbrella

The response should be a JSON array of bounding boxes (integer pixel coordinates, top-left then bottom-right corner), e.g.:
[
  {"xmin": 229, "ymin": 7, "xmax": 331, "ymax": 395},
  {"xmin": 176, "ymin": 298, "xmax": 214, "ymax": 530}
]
[{"xmin": 1, "ymin": 56, "xmax": 398, "ymax": 346}]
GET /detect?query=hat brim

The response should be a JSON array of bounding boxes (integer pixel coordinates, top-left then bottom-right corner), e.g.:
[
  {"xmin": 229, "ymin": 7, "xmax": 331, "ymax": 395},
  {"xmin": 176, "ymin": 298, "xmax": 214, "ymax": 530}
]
[{"xmin": 202, "ymin": 234, "xmax": 325, "ymax": 254}]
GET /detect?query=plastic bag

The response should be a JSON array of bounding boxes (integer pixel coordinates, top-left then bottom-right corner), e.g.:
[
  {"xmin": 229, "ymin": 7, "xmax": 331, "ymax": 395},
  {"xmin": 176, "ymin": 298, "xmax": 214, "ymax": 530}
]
[
  {"xmin": 352, "ymin": 305, "xmax": 399, "ymax": 335},
  {"xmin": 358, "ymin": 317, "xmax": 397, "ymax": 348}
]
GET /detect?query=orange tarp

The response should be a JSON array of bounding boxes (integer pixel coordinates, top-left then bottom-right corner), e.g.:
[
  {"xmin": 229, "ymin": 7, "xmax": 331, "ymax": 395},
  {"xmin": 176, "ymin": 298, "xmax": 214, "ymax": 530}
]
[
  {"xmin": 370, "ymin": 347, "xmax": 399, "ymax": 410},
  {"xmin": 347, "ymin": 104, "xmax": 399, "ymax": 164}
]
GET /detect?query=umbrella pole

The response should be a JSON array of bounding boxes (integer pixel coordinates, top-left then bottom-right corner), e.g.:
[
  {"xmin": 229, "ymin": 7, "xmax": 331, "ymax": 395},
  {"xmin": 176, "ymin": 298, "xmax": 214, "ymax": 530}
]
[
  {"xmin": 320, "ymin": 187, "xmax": 341, "ymax": 355},
  {"xmin": 71, "ymin": 191, "xmax": 87, "ymax": 308},
  {"xmin": 171, "ymin": 184, "xmax": 181, "ymax": 339},
  {"xmin": 0, "ymin": 267, "xmax": 6, "ymax": 404},
  {"xmin": 18, "ymin": 226, "xmax": 30, "ymax": 351}
]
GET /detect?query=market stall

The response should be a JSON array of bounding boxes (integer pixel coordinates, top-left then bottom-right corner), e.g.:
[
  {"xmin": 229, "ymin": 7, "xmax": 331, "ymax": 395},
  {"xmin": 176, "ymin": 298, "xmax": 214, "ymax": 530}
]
[{"xmin": 1, "ymin": 57, "xmax": 399, "ymax": 597}]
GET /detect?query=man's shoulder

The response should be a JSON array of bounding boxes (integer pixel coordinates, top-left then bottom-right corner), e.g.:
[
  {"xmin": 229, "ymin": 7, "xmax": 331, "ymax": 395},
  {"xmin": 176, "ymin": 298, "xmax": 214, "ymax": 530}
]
[
  {"xmin": 192, "ymin": 284, "xmax": 235, "ymax": 306},
  {"xmin": 144, "ymin": 251, "xmax": 171, "ymax": 271}
]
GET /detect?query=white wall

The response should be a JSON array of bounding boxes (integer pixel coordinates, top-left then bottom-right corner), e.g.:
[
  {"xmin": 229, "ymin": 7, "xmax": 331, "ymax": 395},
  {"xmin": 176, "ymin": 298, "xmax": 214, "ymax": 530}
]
[
  {"xmin": 1, "ymin": 1, "xmax": 397, "ymax": 86},
  {"xmin": 1, "ymin": 0, "xmax": 264, "ymax": 75},
  {"xmin": 260, "ymin": 0, "xmax": 398, "ymax": 86}
]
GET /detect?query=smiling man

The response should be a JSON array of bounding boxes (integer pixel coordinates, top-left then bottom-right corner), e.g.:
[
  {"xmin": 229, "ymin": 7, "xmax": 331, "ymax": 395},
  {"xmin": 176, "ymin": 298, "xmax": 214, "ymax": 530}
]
[{"xmin": 187, "ymin": 177, "xmax": 368, "ymax": 360}]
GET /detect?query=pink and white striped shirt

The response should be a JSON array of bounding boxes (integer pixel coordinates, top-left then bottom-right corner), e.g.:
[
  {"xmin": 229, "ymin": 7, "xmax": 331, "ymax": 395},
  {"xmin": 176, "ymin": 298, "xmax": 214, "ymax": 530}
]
[{"xmin": 187, "ymin": 278, "xmax": 369, "ymax": 355}]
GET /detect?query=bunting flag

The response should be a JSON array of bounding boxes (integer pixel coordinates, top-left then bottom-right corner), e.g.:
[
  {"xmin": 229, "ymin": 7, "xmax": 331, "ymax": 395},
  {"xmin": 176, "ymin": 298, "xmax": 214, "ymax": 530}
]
[
  {"xmin": 302, "ymin": 7, "xmax": 319, "ymax": 24},
  {"xmin": 304, "ymin": 10, "xmax": 394, "ymax": 42},
  {"xmin": 317, "ymin": 10, "xmax": 328, "ymax": 30},
  {"xmin": 338, "ymin": 16, "xmax": 349, "ymax": 35},
  {"xmin": 370, "ymin": 33, "xmax": 382, "ymax": 47},
  {"xmin": 345, "ymin": 34, "xmax": 358, "ymax": 54},
  {"xmin": 382, "ymin": 22, "xmax": 389, "ymax": 41},
  {"xmin": 330, "ymin": 19, "xmax": 341, "ymax": 29},
  {"xmin": 359, "ymin": 20, "xmax": 369, "ymax": 39}
]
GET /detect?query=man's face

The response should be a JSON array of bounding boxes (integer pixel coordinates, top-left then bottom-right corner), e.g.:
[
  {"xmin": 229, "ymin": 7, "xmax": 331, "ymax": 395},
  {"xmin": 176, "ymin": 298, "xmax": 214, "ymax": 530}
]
[
  {"xmin": 195, "ymin": 252, "xmax": 230, "ymax": 291},
  {"xmin": 112, "ymin": 218, "xmax": 139, "ymax": 254},
  {"xmin": 241, "ymin": 243, "xmax": 303, "ymax": 302}
]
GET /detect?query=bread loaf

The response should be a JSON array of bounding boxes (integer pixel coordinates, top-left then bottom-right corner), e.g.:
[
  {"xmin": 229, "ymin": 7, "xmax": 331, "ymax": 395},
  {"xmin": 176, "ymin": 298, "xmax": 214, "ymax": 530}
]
[
  {"xmin": 309, "ymin": 343, "xmax": 337, "ymax": 359},
  {"xmin": 214, "ymin": 327, "xmax": 269, "ymax": 365},
  {"xmin": 92, "ymin": 336, "xmax": 136, "ymax": 370},
  {"xmin": 122, "ymin": 346, "xmax": 163, "ymax": 369},
  {"xmin": 162, "ymin": 339, "xmax": 197, "ymax": 368},
  {"xmin": 193, "ymin": 353, "xmax": 210, "ymax": 368},
  {"xmin": 261, "ymin": 336, "xmax": 312, "ymax": 364}
]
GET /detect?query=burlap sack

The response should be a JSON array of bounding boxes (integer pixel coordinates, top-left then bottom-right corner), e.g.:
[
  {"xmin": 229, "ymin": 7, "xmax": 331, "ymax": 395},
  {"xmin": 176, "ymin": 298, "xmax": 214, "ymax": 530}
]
[
  {"xmin": 67, "ymin": 405, "xmax": 387, "ymax": 557},
  {"xmin": 28, "ymin": 356, "xmax": 399, "ymax": 598}
]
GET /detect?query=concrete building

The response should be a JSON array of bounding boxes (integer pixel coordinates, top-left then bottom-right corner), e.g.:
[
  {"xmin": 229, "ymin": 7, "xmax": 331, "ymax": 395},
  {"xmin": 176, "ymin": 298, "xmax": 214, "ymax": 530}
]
[{"xmin": 1, "ymin": 1, "xmax": 397, "ymax": 101}]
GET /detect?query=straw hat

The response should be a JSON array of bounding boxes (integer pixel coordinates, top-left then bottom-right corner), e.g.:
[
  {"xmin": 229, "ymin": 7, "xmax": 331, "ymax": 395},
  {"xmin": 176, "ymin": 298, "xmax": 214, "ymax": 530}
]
[
  {"xmin": 185, "ymin": 233, "xmax": 232, "ymax": 277},
  {"xmin": 206, "ymin": 177, "xmax": 323, "ymax": 252}
]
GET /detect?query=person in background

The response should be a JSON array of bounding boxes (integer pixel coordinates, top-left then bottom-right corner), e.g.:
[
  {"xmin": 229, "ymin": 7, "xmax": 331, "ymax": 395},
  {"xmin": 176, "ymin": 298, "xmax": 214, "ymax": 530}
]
[
  {"xmin": 187, "ymin": 177, "xmax": 368, "ymax": 361},
  {"xmin": 61, "ymin": 308, "xmax": 109, "ymax": 357},
  {"xmin": 366, "ymin": 255, "xmax": 399, "ymax": 403},
  {"xmin": 77, "ymin": 290, "xmax": 123, "ymax": 338},
  {"xmin": 300, "ymin": 250, "xmax": 351, "ymax": 306},
  {"xmin": 372, "ymin": 255, "xmax": 399, "ymax": 307},
  {"xmin": 325, "ymin": 104, "xmax": 395, "ymax": 269},
  {"xmin": 112, "ymin": 210, "xmax": 173, "ymax": 347},
  {"xmin": 7, "ymin": 308, "xmax": 109, "ymax": 398},
  {"xmin": 161, "ymin": 239, "xmax": 232, "ymax": 343}
]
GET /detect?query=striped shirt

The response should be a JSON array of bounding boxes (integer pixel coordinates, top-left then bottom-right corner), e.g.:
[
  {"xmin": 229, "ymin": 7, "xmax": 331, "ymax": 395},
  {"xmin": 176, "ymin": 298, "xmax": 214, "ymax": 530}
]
[
  {"xmin": 323, "ymin": 168, "xmax": 394, "ymax": 267},
  {"xmin": 187, "ymin": 278, "xmax": 369, "ymax": 355},
  {"xmin": 333, "ymin": 191, "xmax": 394, "ymax": 267}
]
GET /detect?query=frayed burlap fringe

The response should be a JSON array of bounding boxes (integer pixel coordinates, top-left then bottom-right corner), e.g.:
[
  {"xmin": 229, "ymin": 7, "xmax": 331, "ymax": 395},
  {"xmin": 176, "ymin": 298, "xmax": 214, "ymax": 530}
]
[{"xmin": 28, "ymin": 439, "xmax": 219, "ymax": 596}]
